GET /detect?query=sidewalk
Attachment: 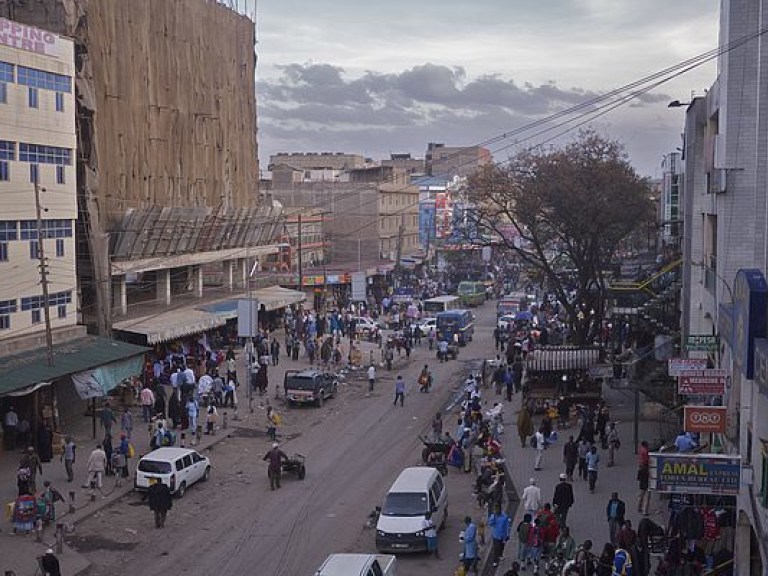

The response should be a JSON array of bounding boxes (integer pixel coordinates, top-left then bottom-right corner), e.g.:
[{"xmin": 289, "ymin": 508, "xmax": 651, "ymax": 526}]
[{"xmin": 491, "ymin": 385, "xmax": 666, "ymax": 574}]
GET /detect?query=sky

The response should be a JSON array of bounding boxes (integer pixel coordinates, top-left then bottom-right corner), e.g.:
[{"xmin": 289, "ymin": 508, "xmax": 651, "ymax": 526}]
[{"xmin": 251, "ymin": 0, "xmax": 720, "ymax": 178}]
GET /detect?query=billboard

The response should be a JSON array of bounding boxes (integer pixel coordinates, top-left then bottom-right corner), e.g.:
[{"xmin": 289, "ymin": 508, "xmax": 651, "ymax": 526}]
[
  {"xmin": 683, "ymin": 406, "xmax": 727, "ymax": 434},
  {"xmin": 678, "ymin": 369, "xmax": 727, "ymax": 396},
  {"xmin": 685, "ymin": 335, "xmax": 718, "ymax": 352},
  {"xmin": 651, "ymin": 454, "xmax": 741, "ymax": 495},
  {"xmin": 668, "ymin": 358, "xmax": 708, "ymax": 377}
]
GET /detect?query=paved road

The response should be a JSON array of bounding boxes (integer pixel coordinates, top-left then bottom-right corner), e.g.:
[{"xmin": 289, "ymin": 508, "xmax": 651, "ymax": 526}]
[{"xmin": 65, "ymin": 303, "xmax": 500, "ymax": 576}]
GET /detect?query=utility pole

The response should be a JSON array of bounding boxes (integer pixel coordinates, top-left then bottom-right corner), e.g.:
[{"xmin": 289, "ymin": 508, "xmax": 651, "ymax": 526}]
[
  {"xmin": 34, "ymin": 182, "xmax": 54, "ymax": 366},
  {"xmin": 394, "ymin": 212, "xmax": 405, "ymax": 289},
  {"xmin": 321, "ymin": 211, "xmax": 328, "ymax": 311},
  {"xmin": 297, "ymin": 213, "xmax": 303, "ymax": 291}
]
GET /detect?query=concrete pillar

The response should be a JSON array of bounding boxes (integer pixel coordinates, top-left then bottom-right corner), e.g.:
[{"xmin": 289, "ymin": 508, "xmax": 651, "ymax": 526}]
[
  {"xmin": 191, "ymin": 265, "xmax": 203, "ymax": 298},
  {"xmin": 112, "ymin": 275, "xmax": 127, "ymax": 317},
  {"xmin": 157, "ymin": 269, "xmax": 171, "ymax": 306},
  {"xmin": 223, "ymin": 260, "xmax": 235, "ymax": 291},
  {"xmin": 237, "ymin": 258, "xmax": 248, "ymax": 290}
]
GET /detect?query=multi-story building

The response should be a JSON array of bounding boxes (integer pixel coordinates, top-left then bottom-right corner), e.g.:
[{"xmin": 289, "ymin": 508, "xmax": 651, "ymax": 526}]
[
  {"xmin": 660, "ymin": 152, "xmax": 683, "ymax": 248},
  {"xmin": 269, "ymin": 152, "xmax": 369, "ymax": 172},
  {"xmin": 680, "ymin": 0, "xmax": 768, "ymax": 572},
  {"xmin": 425, "ymin": 142, "xmax": 491, "ymax": 179},
  {"xmin": 0, "ymin": 17, "xmax": 77, "ymax": 345},
  {"xmin": 381, "ymin": 153, "xmax": 425, "ymax": 175}
]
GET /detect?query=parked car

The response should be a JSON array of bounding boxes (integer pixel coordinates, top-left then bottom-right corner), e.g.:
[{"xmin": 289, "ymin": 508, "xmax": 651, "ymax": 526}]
[
  {"xmin": 134, "ymin": 447, "xmax": 211, "ymax": 498},
  {"xmin": 284, "ymin": 369, "xmax": 339, "ymax": 407},
  {"xmin": 353, "ymin": 316, "xmax": 385, "ymax": 336},
  {"xmin": 498, "ymin": 314, "xmax": 516, "ymax": 332},
  {"xmin": 315, "ymin": 554, "xmax": 397, "ymax": 576},
  {"xmin": 408, "ymin": 317, "xmax": 436, "ymax": 336}
]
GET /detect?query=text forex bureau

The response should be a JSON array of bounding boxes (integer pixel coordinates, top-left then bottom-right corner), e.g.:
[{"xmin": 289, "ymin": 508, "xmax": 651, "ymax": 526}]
[{"xmin": 654, "ymin": 454, "xmax": 740, "ymax": 495}]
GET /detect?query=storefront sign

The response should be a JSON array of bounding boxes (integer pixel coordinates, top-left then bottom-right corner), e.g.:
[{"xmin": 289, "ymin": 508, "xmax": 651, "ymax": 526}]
[
  {"xmin": 685, "ymin": 335, "xmax": 719, "ymax": 352},
  {"xmin": 301, "ymin": 275, "xmax": 324, "ymax": 287},
  {"xmin": 651, "ymin": 454, "xmax": 741, "ymax": 495},
  {"xmin": 0, "ymin": 18, "xmax": 60, "ymax": 56},
  {"xmin": 683, "ymin": 406, "xmax": 727, "ymax": 433},
  {"xmin": 731, "ymin": 269, "xmax": 768, "ymax": 379},
  {"xmin": 678, "ymin": 369, "xmax": 727, "ymax": 396},
  {"xmin": 668, "ymin": 358, "xmax": 708, "ymax": 377},
  {"xmin": 351, "ymin": 272, "xmax": 367, "ymax": 302}
]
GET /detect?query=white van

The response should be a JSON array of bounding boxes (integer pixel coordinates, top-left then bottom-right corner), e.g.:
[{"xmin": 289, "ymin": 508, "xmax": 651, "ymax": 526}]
[
  {"xmin": 375, "ymin": 467, "xmax": 447, "ymax": 553},
  {"xmin": 134, "ymin": 447, "xmax": 211, "ymax": 498}
]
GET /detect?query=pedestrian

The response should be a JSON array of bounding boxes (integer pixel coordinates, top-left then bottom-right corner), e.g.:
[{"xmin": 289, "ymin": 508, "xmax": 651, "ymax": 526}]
[
  {"xmin": 38, "ymin": 420, "xmax": 54, "ymax": 463},
  {"xmin": 517, "ymin": 406, "xmax": 534, "ymax": 449},
  {"xmin": 367, "ymin": 364, "xmax": 376, "ymax": 393},
  {"xmin": 186, "ymin": 396, "xmax": 198, "ymax": 441},
  {"xmin": 431, "ymin": 412, "xmax": 443, "ymax": 443},
  {"xmin": 393, "ymin": 375, "xmax": 406, "ymax": 406},
  {"xmin": 521, "ymin": 477, "xmax": 542, "ymax": 517},
  {"xmin": 117, "ymin": 432, "xmax": 131, "ymax": 478},
  {"xmin": 41, "ymin": 480, "xmax": 64, "ymax": 525},
  {"xmin": 41, "ymin": 548, "xmax": 62, "ymax": 576},
  {"xmin": 19, "ymin": 446, "xmax": 43, "ymax": 494},
  {"xmin": 637, "ymin": 441, "xmax": 651, "ymax": 515},
  {"xmin": 577, "ymin": 438, "xmax": 590, "ymax": 481},
  {"xmin": 140, "ymin": 384, "xmax": 155, "ymax": 423},
  {"xmin": 147, "ymin": 479, "xmax": 173, "ymax": 528},
  {"xmin": 270, "ymin": 338, "xmax": 280, "ymax": 366},
  {"xmin": 526, "ymin": 517, "xmax": 544, "ymax": 572},
  {"xmin": 262, "ymin": 442, "xmax": 288, "ymax": 491},
  {"xmin": 606, "ymin": 491, "xmax": 626, "ymax": 545},
  {"xmin": 99, "ymin": 402, "xmax": 116, "ymax": 435},
  {"xmin": 616, "ymin": 519, "xmax": 637, "ymax": 551},
  {"xmin": 121, "ymin": 407, "xmax": 134, "ymax": 440},
  {"xmin": 266, "ymin": 405, "xmax": 278, "ymax": 441},
  {"xmin": 606, "ymin": 422, "xmax": 620, "ymax": 467},
  {"xmin": 205, "ymin": 404, "xmax": 218, "ymax": 435},
  {"xmin": 563, "ymin": 435, "xmax": 578, "ymax": 481},
  {"xmin": 3, "ymin": 405, "xmax": 19, "ymax": 451},
  {"xmin": 488, "ymin": 505, "xmax": 511, "ymax": 567},
  {"xmin": 554, "ymin": 526, "xmax": 576, "ymax": 562},
  {"xmin": 612, "ymin": 545, "xmax": 633, "ymax": 576},
  {"xmin": 103, "ymin": 432, "xmax": 114, "ymax": 476},
  {"xmin": 461, "ymin": 516, "xmax": 479, "ymax": 574},
  {"xmin": 61, "ymin": 435, "xmax": 76, "ymax": 482},
  {"xmin": 516, "ymin": 513, "xmax": 532, "ymax": 565},
  {"xmin": 552, "ymin": 473, "xmax": 574, "ymax": 528},
  {"xmin": 418, "ymin": 364, "xmax": 431, "ymax": 393},
  {"xmin": 85, "ymin": 443, "xmax": 107, "ymax": 489},
  {"xmin": 586, "ymin": 444, "xmax": 600, "ymax": 493},
  {"xmin": 422, "ymin": 510, "xmax": 439, "ymax": 558},
  {"xmin": 533, "ymin": 428, "xmax": 546, "ymax": 471}
]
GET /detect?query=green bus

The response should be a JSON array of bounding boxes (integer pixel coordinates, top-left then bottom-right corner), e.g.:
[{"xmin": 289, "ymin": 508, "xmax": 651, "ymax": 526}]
[{"xmin": 457, "ymin": 281, "xmax": 486, "ymax": 307}]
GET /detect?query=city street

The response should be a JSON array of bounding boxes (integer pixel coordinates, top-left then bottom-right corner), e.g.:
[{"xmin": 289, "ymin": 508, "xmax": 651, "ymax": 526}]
[{"xmin": 63, "ymin": 304, "xmax": 498, "ymax": 576}]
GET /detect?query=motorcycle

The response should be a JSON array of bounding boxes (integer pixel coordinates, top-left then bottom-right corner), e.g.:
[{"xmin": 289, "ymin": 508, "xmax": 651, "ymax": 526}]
[{"xmin": 418, "ymin": 435, "xmax": 450, "ymax": 476}]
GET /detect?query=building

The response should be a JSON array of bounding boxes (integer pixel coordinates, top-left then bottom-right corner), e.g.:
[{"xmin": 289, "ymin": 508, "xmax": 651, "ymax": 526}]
[
  {"xmin": 659, "ymin": 152, "xmax": 683, "ymax": 248},
  {"xmin": 679, "ymin": 0, "xmax": 768, "ymax": 571},
  {"xmin": 381, "ymin": 153, "xmax": 425, "ymax": 175},
  {"xmin": 424, "ymin": 142, "xmax": 492, "ymax": 179},
  {"xmin": 269, "ymin": 152, "xmax": 369, "ymax": 172}
]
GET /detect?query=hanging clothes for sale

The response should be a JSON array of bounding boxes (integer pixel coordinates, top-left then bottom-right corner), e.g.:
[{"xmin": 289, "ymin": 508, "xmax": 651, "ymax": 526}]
[
  {"xmin": 677, "ymin": 506, "xmax": 705, "ymax": 540},
  {"xmin": 701, "ymin": 507, "xmax": 719, "ymax": 541}
]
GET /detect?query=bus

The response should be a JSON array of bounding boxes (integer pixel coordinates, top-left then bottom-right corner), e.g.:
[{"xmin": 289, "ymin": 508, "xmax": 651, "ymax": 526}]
[
  {"xmin": 423, "ymin": 295, "xmax": 461, "ymax": 316},
  {"xmin": 436, "ymin": 310, "xmax": 475, "ymax": 346},
  {"xmin": 497, "ymin": 292, "xmax": 527, "ymax": 317},
  {"xmin": 457, "ymin": 281, "xmax": 486, "ymax": 307}
]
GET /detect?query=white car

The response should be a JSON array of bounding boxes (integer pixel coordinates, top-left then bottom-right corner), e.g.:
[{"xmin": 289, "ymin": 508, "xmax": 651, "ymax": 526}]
[
  {"xmin": 409, "ymin": 317, "xmax": 436, "ymax": 336},
  {"xmin": 498, "ymin": 314, "xmax": 516, "ymax": 332},
  {"xmin": 135, "ymin": 447, "xmax": 211, "ymax": 498},
  {"xmin": 353, "ymin": 316, "xmax": 385, "ymax": 335}
]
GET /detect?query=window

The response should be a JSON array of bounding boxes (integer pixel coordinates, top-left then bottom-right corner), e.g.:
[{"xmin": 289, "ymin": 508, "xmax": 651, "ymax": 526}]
[
  {"xmin": 56, "ymin": 165, "xmax": 65, "ymax": 184},
  {"xmin": 28, "ymin": 87, "xmax": 38, "ymax": 108},
  {"xmin": 57, "ymin": 304, "xmax": 66, "ymax": 319},
  {"xmin": 0, "ymin": 161, "xmax": 7, "ymax": 181},
  {"xmin": 0, "ymin": 62, "xmax": 13, "ymax": 83},
  {"xmin": 20, "ymin": 219, "xmax": 72, "ymax": 239},
  {"xmin": 0, "ymin": 141, "xmax": 15, "ymax": 160},
  {"xmin": 19, "ymin": 143, "xmax": 72, "ymax": 165},
  {"xmin": 30, "ymin": 163, "xmax": 39, "ymax": 184},
  {"xmin": 55, "ymin": 238, "xmax": 64, "ymax": 257},
  {"xmin": 17, "ymin": 66, "xmax": 71, "ymax": 93},
  {"xmin": 55, "ymin": 92, "xmax": 64, "ymax": 112},
  {"xmin": 0, "ymin": 299, "xmax": 15, "ymax": 331},
  {"xmin": 21, "ymin": 291, "xmax": 71, "ymax": 312},
  {"xmin": 29, "ymin": 240, "xmax": 39, "ymax": 260},
  {"xmin": 0, "ymin": 221, "xmax": 17, "ymax": 242},
  {"xmin": 31, "ymin": 309, "xmax": 41, "ymax": 324}
]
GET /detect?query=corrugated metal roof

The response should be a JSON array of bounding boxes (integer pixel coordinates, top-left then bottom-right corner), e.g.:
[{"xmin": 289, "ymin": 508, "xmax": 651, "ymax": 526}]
[
  {"xmin": 526, "ymin": 346, "xmax": 603, "ymax": 372},
  {"xmin": 0, "ymin": 336, "xmax": 148, "ymax": 397}
]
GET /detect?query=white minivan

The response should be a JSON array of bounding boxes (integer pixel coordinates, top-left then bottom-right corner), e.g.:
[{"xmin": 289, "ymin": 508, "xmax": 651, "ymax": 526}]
[
  {"xmin": 375, "ymin": 467, "xmax": 447, "ymax": 553},
  {"xmin": 134, "ymin": 447, "xmax": 211, "ymax": 498}
]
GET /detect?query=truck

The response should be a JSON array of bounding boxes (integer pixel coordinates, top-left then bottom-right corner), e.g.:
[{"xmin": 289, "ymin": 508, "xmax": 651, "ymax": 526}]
[
  {"xmin": 283, "ymin": 369, "xmax": 339, "ymax": 407},
  {"xmin": 314, "ymin": 553, "xmax": 397, "ymax": 576}
]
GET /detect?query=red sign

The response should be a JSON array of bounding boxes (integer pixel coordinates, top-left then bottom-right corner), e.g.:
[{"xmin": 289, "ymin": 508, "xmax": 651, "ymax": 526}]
[
  {"xmin": 683, "ymin": 406, "xmax": 727, "ymax": 434},
  {"xmin": 678, "ymin": 369, "xmax": 727, "ymax": 396}
]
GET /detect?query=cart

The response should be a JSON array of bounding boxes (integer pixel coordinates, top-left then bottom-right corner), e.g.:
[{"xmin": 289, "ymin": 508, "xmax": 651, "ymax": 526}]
[{"xmin": 281, "ymin": 453, "xmax": 306, "ymax": 480}]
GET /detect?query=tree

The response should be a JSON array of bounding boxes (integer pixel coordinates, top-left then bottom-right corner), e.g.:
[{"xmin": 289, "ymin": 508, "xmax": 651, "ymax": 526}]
[{"xmin": 466, "ymin": 130, "xmax": 655, "ymax": 345}]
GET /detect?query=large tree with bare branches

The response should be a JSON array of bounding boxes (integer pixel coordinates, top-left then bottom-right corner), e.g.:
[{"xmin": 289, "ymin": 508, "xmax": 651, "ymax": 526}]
[{"xmin": 466, "ymin": 130, "xmax": 655, "ymax": 344}]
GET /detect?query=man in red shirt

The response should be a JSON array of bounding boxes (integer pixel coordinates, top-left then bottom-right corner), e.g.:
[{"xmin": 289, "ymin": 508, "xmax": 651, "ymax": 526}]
[{"xmin": 535, "ymin": 503, "xmax": 560, "ymax": 557}]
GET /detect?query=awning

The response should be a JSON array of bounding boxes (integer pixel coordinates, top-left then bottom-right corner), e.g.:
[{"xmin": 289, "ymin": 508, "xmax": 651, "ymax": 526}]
[
  {"xmin": 526, "ymin": 347, "xmax": 603, "ymax": 372},
  {"xmin": 0, "ymin": 336, "xmax": 149, "ymax": 397},
  {"xmin": 113, "ymin": 286, "xmax": 305, "ymax": 345}
]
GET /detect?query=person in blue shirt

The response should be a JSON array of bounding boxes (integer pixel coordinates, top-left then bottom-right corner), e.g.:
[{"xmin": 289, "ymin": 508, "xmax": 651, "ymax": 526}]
[
  {"xmin": 674, "ymin": 431, "xmax": 696, "ymax": 453},
  {"xmin": 612, "ymin": 546, "xmax": 633, "ymax": 575},
  {"xmin": 461, "ymin": 516, "xmax": 479, "ymax": 574},
  {"xmin": 488, "ymin": 506, "xmax": 512, "ymax": 567}
]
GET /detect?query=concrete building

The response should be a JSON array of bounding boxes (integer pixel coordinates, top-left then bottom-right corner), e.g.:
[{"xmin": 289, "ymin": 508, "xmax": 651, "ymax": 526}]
[
  {"xmin": 425, "ymin": 142, "xmax": 491, "ymax": 179},
  {"xmin": 679, "ymin": 1, "xmax": 768, "ymax": 572},
  {"xmin": 659, "ymin": 152, "xmax": 683, "ymax": 249},
  {"xmin": 0, "ymin": 17, "xmax": 77, "ymax": 346},
  {"xmin": 269, "ymin": 152, "xmax": 369, "ymax": 172},
  {"xmin": 381, "ymin": 153, "xmax": 425, "ymax": 175}
]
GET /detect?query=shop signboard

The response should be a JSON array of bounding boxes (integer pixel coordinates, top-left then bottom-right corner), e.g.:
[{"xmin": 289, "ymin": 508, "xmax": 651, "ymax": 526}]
[
  {"xmin": 668, "ymin": 357, "xmax": 708, "ymax": 377},
  {"xmin": 683, "ymin": 406, "xmax": 727, "ymax": 434},
  {"xmin": 351, "ymin": 272, "xmax": 366, "ymax": 302},
  {"xmin": 685, "ymin": 335, "xmax": 719, "ymax": 352},
  {"xmin": 651, "ymin": 453, "xmax": 741, "ymax": 495},
  {"xmin": 678, "ymin": 369, "xmax": 727, "ymax": 396},
  {"xmin": 588, "ymin": 364, "xmax": 614, "ymax": 379}
]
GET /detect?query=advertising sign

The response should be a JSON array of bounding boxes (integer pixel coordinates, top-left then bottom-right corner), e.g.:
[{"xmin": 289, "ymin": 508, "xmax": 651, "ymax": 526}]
[
  {"xmin": 678, "ymin": 369, "xmax": 727, "ymax": 396},
  {"xmin": 685, "ymin": 335, "xmax": 719, "ymax": 352},
  {"xmin": 588, "ymin": 364, "xmax": 615, "ymax": 379},
  {"xmin": 683, "ymin": 406, "xmax": 727, "ymax": 434},
  {"xmin": 668, "ymin": 358, "xmax": 708, "ymax": 377},
  {"xmin": 0, "ymin": 18, "xmax": 68, "ymax": 58},
  {"xmin": 351, "ymin": 272, "xmax": 366, "ymax": 302},
  {"xmin": 651, "ymin": 454, "xmax": 741, "ymax": 495}
]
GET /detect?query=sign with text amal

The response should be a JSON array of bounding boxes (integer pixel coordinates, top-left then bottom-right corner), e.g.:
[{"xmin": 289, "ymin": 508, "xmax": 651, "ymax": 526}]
[
  {"xmin": 685, "ymin": 334, "xmax": 719, "ymax": 352},
  {"xmin": 683, "ymin": 406, "xmax": 727, "ymax": 434},
  {"xmin": 651, "ymin": 454, "xmax": 741, "ymax": 495},
  {"xmin": 678, "ymin": 369, "xmax": 727, "ymax": 396}
]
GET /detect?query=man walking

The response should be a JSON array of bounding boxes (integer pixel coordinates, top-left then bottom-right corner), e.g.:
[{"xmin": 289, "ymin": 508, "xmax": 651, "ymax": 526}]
[
  {"xmin": 147, "ymin": 479, "xmax": 173, "ymax": 528},
  {"xmin": 488, "ymin": 505, "xmax": 512, "ymax": 567},
  {"xmin": 85, "ymin": 443, "xmax": 107, "ymax": 490},
  {"xmin": 521, "ymin": 478, "xmax": 542, "ymax": 517},
  {"xmin": 393, "ymin": 375, "xmax": 406, "ymax": 406},
  {"xmin": 19, "ymin": 446, "xmax": 43, "ymax": 493},
  {"xmin": 563, "ymin": 435, "xmax": 578, "ymax": 481},
  {"xmin": 586, "ymin": 444, "xmax": 600, "ymax": 493},
  {"xmin": 100, "ymin": 403, "xmax": 116, "ymax": 435},
  {"xmin": 61, "ymin": 436, "xmax": 76, "ymax": 482},
  {"xmin": 367, "ymin": 364, "xmax": 376, "ymax": 393},
  {"xmin": 461, "ymin": 516, "xmax": 479, "ymax": 574},
  {"xmin": 3, "ymin": 405, "xmax": 18, "ymax": 451},
  {"xmin": 262, "ymin": 442, "xmax": 288, "ymax": 491},
  {"xmin": 140, "ymin": 385, "xmax": 155, "ymax": 423},
  {"xmin": 637, "ymin": 440, "xmax": 651, "ymax": 515},
  {"xmin": 422, "ymin": 510, "xmax": 439, "ymax": 558},
  {"xmin": 577, "ymin": 438, "xmax": 590, "ymax": 481},
  {"xmin": 552, "ymin": 473, "xmax": 574, "ymax": 528},
  {"xmin": 533, "ymin": 428, "xmax": 546, "ymax": 471},
  {"xmin": 606, "ymin": 491, "xmax": 626, "ymax": 545}
]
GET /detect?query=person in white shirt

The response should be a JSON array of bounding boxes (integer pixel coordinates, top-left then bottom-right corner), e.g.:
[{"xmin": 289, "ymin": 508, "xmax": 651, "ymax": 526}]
[
  {"xmin": 521, "ymin": 477, "xmax": 542, "ymax": 516},
  {"xmin": 140, "ymin": 386, "xmax": 155, "ymax": 423},
  {"xmin": 367, "ymin": 365, "xmax": 376, "ymax": 392},
  {"xmin": 85, "ymin": 445, "xmax": 107, "ymax": 489},
  {"xmin": 197, "ymin": 373, "xmax": 213, "ymax": 399},
  {"xmin": 534, "ymin": 429, "xmax": 546, "ymax": 471},
  {"xmin": 183, "ymin": 366, "xmax": 196, "ymax": 387}
]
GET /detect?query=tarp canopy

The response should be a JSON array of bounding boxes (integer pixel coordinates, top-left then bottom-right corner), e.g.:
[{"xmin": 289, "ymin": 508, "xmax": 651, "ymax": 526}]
[{"xmin": 526, "ymin": 346, "xmax": 603, "ymax": 372}]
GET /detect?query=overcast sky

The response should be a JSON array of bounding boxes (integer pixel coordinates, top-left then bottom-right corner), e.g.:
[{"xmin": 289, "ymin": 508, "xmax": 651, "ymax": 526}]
[{"xmin": 252, "ymin": 1, "xmax": 720, "ymax": 178}]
